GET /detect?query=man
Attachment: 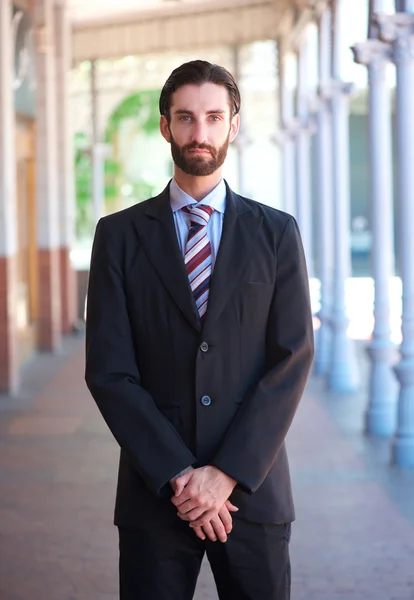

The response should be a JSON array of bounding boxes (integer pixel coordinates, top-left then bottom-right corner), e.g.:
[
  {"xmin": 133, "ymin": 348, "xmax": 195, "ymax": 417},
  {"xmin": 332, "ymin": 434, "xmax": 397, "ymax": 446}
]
[{"xmin": 85, "ymin": 60, "xmax": 314, "ymax": 600}]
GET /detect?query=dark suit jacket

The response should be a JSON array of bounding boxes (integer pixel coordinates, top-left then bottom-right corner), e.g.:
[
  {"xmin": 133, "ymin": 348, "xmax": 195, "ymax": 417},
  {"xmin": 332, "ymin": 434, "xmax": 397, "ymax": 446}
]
[{"xmin": 85, "ymin": 181, "xmax": 314, "ymax": 528}]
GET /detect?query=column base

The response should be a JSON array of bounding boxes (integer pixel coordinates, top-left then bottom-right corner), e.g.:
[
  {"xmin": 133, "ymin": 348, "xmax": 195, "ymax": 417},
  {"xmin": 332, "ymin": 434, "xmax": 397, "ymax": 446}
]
[
  {"xmin": 392, "ymin": 437, "xmax": 414, "ymax": 468},
  {"xmin": 0, "ymin": 255, "xmax": 19, "ymax": 394},
  {"xmin": 314, "ymin": 318, "xmax": 332, "ymax": 376},
  {"xmin": 38, "ymin": 248, "xmax": 62, "ymax": 352},
  {"xmin": 365, "ymin": 407, "xmax": 397, "ymax": 438},
  {"xmin": 392, "ymin": 358, "xmax": 414, "ymax": 467},
  {"xmin": 365, "ymin": 342, "xmax": 398, "ymax": 437},
  {"xmin": 328, "ymin": 326, "xmax": 359, "ymax": 393}
]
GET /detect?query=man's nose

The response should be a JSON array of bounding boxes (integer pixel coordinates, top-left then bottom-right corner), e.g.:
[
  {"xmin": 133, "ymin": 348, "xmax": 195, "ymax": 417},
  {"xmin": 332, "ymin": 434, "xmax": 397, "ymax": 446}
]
[{"xmin": 191, "ymin": 121, "xmax": 208, "ymax": 144}]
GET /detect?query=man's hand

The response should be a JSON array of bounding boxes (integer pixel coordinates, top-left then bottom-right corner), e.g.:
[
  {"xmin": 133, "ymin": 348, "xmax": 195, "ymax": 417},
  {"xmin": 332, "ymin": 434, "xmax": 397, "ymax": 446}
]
[
  {"xmin": 172, "ymin": 465, "xmax": 237, "ymax": 527},
  {"xmin": 192, "ymin": 500, "xmax": 239, "ymax": 543},
  {"xmin": 170, "ymin": 466, "xmax": 194, "ymax": 495}
]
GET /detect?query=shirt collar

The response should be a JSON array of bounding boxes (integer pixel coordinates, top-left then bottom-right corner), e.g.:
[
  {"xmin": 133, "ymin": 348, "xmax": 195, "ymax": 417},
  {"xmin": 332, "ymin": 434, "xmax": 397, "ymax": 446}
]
[{"xmin": 169, "ymin": 178, "xmax": 226, "ymax": 214}]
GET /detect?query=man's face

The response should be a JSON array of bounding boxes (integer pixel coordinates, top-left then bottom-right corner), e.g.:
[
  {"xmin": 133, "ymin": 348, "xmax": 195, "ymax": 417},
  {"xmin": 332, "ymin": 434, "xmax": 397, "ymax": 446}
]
[{"xmin": 160, "ymin": 82, "xmax": 240, "ymax": 176}]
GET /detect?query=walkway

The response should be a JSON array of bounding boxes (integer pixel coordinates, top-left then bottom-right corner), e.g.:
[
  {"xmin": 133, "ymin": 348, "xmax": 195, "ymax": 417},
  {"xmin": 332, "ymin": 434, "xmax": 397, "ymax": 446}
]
[{"xmin": 0, "ymin": 336, "xmax": 413, "ymax": 600}]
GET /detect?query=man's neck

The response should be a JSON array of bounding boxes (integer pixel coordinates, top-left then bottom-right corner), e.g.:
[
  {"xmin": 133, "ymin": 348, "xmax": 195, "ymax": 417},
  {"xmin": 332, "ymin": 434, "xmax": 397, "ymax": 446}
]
[{"xmin": 173, "ymin": 168, "xmax": 223, "ymax": 202}]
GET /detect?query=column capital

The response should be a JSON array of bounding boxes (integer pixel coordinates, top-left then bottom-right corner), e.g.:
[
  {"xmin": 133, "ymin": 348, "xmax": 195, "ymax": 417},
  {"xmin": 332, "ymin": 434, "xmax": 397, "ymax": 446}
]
[
  {"xmin": 272, "ymin": 122, "xmax": 298, "ymax": 145},
  {"xmin": 376, "ymin": 11, "xmax": 414, "ymax": 43},
  {"xmin": 316, "ymin": 79, "xmax": 354, "ymax": 101},
  {"xmin": 376, "ymin": 12, "xmax": 414, "ymax": 65},
  {"xmin": 272, "ymin": 116, "xmax": 316, "ymax": 145},
  {"xmin": 330, "ymin": 79, "xmax": 355, "ymax": 98},
  {"xmin": 309, "ymin": 93, "xmax": 329, "ymax": 118},
  {"xmin": 272, "ymin": 129, "xmax": 290, "ymax": 146},
  {"xmin": 295, "ymin": 116, "xmax": 317, "ymax": 136},
  {"xmin": 352, "ymin": 38, "xmax": 392, "ymax": 67},
  {"xmin": 317, "ymin": 83, "xmax": 333, "ymax": 102},
  {"xmin": 85, "ymin": 142, "xmax": 112, "ymax": 158}
]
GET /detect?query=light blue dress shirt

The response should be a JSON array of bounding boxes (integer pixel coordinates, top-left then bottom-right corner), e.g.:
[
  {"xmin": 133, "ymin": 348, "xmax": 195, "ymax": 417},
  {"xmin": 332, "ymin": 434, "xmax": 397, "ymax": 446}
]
[
  {"xmin": 169, "ymin": 179, "xmax": 226, "ymax": 479},
  {"xmin": 169, "ymin": 178, "xmax": 226, "ymax": 269}
]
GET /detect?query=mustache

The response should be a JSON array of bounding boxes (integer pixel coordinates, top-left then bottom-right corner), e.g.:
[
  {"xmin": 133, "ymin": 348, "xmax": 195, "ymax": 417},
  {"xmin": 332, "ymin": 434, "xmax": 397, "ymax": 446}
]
[{"xmin": 183, "ymin": 142, "xmax": 215, "ymax": 154}]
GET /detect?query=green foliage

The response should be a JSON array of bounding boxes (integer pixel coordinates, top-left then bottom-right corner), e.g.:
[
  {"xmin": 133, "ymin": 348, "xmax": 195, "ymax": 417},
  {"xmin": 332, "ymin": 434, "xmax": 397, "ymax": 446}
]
[
  {"xmin": 104, "ymin": 157, "xmax": 122, "ymax": 201},
  {"xmin": 105, "ymin": 89, "xmax": 160, "ymax": 142},
  {"xmin": 74, "ymin": 89, "xmax": 161, "ymax": 239},
  {"xmin": 130, "ymin": 178, "xmax": 157, "ymax": 204},
  {"xmin": 103, "ymin": 89, "xmax": 161, "ymax": 207},
  {"xmin": 74, "ymin": 132, "xmax": 92, "ymax": 238}
]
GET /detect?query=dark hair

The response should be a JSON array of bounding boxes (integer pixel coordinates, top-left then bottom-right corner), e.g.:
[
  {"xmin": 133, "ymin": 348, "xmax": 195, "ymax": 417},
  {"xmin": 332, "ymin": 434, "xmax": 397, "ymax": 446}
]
[{"xmin": 159, "ymin": 60, "xmax": 241, "ymax": 120}]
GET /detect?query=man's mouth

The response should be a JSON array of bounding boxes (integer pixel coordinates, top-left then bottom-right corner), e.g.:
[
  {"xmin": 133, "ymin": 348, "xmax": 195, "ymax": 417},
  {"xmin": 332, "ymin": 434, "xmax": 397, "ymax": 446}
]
[{"xmin": 187, "ymin": 148, "xmax": 211, "ymax": 154}]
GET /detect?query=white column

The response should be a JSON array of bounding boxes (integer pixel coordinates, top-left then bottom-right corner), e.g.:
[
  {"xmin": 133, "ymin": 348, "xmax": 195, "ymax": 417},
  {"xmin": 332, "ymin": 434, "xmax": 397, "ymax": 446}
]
[
  {"xmin": 35, "ymin": 0, "xmax": 62, "ymax": 351},
  {"xmin": 278, "ymin": 51, "xmax": 297, "ymax": 216},
  {"xmin": 0, "ymin": 1, "xmax": 17, "ymax": 262},
  {"xmin": 232, "ymin": 45, "xmax": 250, "ymax": 196},
  {"xmin": 378, "ymin": 7, "xmax": 414, "ymax": 465},
  {"xmin": 90, "ymin": 60, "xmax": 106, "ymax": 223},
  {"xmin": 0, "ymin": 1, "xmax": 17, "ymax": 259},
  {"xmin": 55, "ymin": 0, "xmax": 77, "ymax": 333},
  {"xmin": 314, "ymin": 8, "xmax": 334, "ymax": 376},
  {"xmin": 295, "ymin": 33, "xmax": 314, "ymax": 276},
  {"xmin": 328, "ymin": 0, "xmax": 359, "ymax": 392},
  {"xmin": 352, "ymin": 34, "xmax": 398, "ymax": 435},
  {"xmin": 0, "ymin": 0, "xmax": 19, "ymax": 393},
  {"xmin": 55, "ymin": 1, "xmax": 75, "ymax": 255},
  {"xmin": 234, "ymin": 129, "xmax": 249, "ymax": 195}
]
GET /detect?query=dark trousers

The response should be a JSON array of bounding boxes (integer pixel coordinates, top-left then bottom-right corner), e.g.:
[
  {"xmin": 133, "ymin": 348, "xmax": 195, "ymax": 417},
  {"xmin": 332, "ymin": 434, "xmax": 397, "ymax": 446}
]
[{"xmin": 118, "ymin": 516, "xmax": 291, "ymax": 600}]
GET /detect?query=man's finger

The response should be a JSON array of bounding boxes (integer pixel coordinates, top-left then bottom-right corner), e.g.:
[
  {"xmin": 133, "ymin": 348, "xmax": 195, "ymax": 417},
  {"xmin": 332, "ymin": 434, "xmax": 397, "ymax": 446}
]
[
  {"xmin": 189, "ymin": 510, "xmax": 217, "ymax": 528},
  {"xmin": 225, "ymin": 500, "xmax": 239, "ymax": 512},
  {"xmin": 171, "ymin": 488, "xmax": 193, "ymax": 505},
  {"xmin": 210, "ymin": 516, "xmax": 227, "ymax": 543},
  {"xmin": 173, "ymin": 472, "xmax": 194, "ymax": 498},
  {"xmin": 174, "ymin": 478, "xmax": 186, "ymax": 496},
  {"xmin": 218, "ymin": 506, "xmax": 232, "ymax": 534},
  {"xmin": 177, "ymin": 507, "xmax": 206, "ymax": 522},
  {"xmin": 193, "ymin": 526, "xmax": 206, "ymax": 541},
  {"xmin": 200, "ymin": 521, "xmax": 217, "ymax": 542},
  {"xmin": 175, "ymin": 498, "xmax": 199, "ymax": 515}
]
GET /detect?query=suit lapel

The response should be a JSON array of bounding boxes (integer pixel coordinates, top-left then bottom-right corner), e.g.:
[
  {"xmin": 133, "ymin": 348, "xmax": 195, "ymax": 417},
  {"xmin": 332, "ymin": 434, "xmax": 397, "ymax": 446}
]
[
  {"xmin": 132, "ymin": 184, "xmax": 201, "ymax": 332},
  {"xmin": 203, "ymin": 184, "xmax": 262, "ymax": 331}
]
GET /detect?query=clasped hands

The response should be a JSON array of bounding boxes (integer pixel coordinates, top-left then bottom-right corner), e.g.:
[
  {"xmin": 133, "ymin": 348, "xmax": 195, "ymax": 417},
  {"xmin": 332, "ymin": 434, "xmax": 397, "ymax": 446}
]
[{"xmin": 171, "ymin": 466, "xmax": 238, "ymax": 543}]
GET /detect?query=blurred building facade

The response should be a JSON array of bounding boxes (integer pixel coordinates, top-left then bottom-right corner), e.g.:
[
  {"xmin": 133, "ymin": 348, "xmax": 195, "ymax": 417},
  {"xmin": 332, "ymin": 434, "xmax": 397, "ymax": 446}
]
[
  {"xmin": 0, "ymin": 0, "xmax": 76, "ymax": 395},
  {"xmin": 1, "ymin": 0, "xmax": 414, "ymax": 467}
]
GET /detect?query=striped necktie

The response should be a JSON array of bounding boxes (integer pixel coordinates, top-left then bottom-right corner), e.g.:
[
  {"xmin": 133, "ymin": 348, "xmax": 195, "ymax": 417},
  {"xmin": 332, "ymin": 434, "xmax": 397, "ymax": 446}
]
[{"xmin": 183, "ymin": 205, "xmax": 214, "ymax": 320}]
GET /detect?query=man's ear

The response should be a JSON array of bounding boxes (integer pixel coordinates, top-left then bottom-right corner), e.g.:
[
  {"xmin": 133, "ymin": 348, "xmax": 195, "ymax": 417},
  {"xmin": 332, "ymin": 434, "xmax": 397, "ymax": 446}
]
[
  {"xmin": 229, "ymin": 114, "xmax": 240, "ymax": 144},
  {"xmin": 160, "ymin": 115, "xmax": 171, "ymax": 143}
]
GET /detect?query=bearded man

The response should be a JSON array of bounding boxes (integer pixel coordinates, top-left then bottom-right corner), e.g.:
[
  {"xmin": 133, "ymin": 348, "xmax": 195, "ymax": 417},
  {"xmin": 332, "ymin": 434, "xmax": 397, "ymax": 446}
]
[{"xmin": 85, "ymin": 60, "xmax": 314, "ymax": 600}]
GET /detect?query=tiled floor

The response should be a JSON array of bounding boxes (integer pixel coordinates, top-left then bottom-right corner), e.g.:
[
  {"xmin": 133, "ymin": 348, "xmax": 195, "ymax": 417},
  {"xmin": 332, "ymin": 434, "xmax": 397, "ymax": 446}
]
[{"xmin": 0, "ymin": 336, "xmax": 413, "ymax": 600}]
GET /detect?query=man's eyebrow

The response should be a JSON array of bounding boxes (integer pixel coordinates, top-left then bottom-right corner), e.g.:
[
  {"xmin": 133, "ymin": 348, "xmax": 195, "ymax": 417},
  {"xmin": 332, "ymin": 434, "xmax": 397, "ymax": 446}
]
[{"xmin": 173, "ymin": 109, "xmax": 227, "ymax": 115}]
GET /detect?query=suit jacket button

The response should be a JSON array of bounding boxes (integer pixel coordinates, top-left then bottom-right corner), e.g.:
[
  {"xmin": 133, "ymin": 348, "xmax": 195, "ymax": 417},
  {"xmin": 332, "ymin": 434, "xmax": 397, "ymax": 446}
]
[
  {"xmin": 201, "ymin": 395, "xmax": 211, "ymax": 406},
  {"xmin": 200, "ymin": 342, "xmax": 209, "ymax": 353}
]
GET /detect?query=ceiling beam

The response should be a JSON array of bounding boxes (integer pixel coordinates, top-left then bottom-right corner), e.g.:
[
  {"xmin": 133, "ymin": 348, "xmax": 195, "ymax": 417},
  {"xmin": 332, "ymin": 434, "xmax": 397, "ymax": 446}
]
[{"xmin": 71, "ymin": 0, "xmax": 293, "ymax": 64}]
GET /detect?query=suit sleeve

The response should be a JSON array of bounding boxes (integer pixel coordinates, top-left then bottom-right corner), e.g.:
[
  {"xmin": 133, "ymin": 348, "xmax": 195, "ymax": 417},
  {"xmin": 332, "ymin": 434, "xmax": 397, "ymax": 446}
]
[
  {"xmin": 211, "ymin": 216, "xmax": 314, "ymax": 493},
  {"xmin": 85, "ymin": 218, "xmax": 196, "ymax": 496}
]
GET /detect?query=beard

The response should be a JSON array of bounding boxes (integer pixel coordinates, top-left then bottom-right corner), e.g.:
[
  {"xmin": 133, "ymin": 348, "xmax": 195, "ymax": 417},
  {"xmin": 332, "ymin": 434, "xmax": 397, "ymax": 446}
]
[{"xmin": 169, "ymin": 129, "xmax": 231, "ymax": 177}]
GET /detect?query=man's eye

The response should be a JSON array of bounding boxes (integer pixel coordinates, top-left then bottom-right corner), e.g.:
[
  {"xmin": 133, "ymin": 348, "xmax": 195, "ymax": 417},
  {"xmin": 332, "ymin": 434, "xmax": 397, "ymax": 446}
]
[
  {"xmin": 179, "ymin": 116, "xmax": 191, "ymax": 122},
  {"xmin": 209, "ymin": 116, "xmax": 220, "ymax": 122}
]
